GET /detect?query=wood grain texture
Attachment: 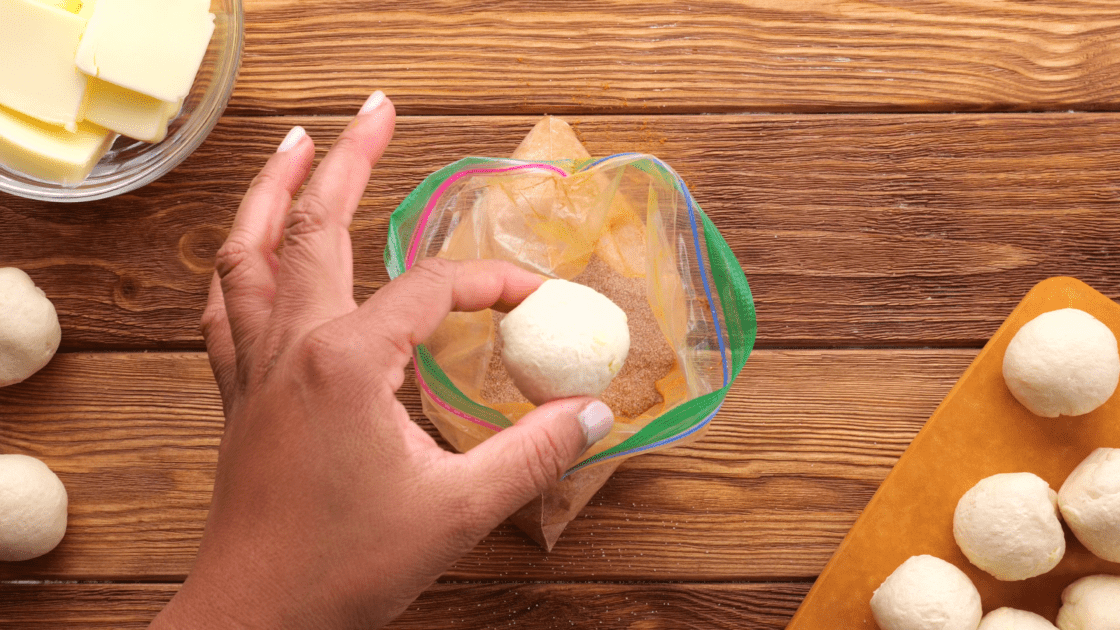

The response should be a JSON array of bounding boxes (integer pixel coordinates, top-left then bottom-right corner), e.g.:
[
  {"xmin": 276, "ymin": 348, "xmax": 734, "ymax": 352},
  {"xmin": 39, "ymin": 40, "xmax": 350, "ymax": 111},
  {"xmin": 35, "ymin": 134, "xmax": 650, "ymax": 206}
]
[
  {"xmin": 231, "ymin": 0, "xmax": 1120, "ymax": 115},
  {"xmin": 0, "ymin": 349, "xmax": 968, "ymax": 582},
  {"xmin": 2, "ymin": 114, "xmax": 1118, "ymax": 349},
  {"xmin": 0, "ymin": 582, "xmax": 808, "ymax": 629}
]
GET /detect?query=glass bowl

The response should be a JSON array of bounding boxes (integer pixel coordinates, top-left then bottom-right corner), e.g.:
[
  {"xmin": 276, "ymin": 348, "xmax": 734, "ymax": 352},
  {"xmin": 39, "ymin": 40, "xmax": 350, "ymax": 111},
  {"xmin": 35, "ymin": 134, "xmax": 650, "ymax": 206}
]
[{"xmin": 0, "ymin": 0, "xmax": 244, "ymax": 203}]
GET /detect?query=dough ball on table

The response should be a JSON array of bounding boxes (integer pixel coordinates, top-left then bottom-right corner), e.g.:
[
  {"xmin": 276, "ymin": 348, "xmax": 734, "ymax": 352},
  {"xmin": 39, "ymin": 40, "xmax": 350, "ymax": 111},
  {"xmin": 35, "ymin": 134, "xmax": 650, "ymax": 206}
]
[
  {"xmin": 0, "ymin": 268, "xmax": 61, "ymax": 387},
  {"xmin": 1002, "ymin": 308, "xmax": 1119, "ymax": 418},
  {"xmin": 500, "ymin": 279, "xmax": 630, "ymax": 405},
  {"xmin": 979, "ymin": 608, "xmax": 1059, "ymax": 630},
  {"xmin": 0, "ymin": 454, "xmax": 68, "ymax": 562},
  {"xmin": 870, "ymin": 555, "xmax": 982, "ymax": 630},
  {"xmin": 953, "ymin": 473, "xmax": 1065, "ymax": 581},
  {"xmin": 1059, "ymin": 448, "xmax": 1120, "ymax": 563},
  {"xmin": 1057, "ymin": 575, "xmax": 1120, "ymax": 630}
]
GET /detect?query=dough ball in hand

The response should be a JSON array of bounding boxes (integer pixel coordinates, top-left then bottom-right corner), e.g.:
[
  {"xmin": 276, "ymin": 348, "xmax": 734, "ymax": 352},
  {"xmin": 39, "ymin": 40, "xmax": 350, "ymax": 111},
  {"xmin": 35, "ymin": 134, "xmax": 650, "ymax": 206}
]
[
  {"xmin": 0, "ymin": 268, "xmax": 61, "ymax": 387},
  {"xmin": 1002, "ymin": 308, "xmax": 1119, "ymax": 418},
  {"xmin": 1058, "ymin": 448, "xmax": 1120, "ymax": 563},
  {"xmin": 979, "ymin": 608, "xmax": 1059, "ymax": 630},
  {"xmin": 0, "ymin": 454, "xmax": 68, "ymax": 562},
  {"xmin": 953, "ymin": 472, "xmax": 1065, "ymax": 581},
  {"xmin": 500, "ymin": 279, "xmax": 630, "ymax": 405},
  {"xmin": 1057, "ymin": 575, "xmax": 1120, "ymax": 630},
  {"xmin": 870, "ymin": 555, "xmax": 982, "ymax": 630}
]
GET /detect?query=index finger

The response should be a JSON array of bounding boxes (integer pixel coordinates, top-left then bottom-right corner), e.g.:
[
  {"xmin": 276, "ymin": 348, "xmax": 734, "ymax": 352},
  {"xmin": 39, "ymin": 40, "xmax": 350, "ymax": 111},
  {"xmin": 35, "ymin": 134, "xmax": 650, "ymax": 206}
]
[
  {"xmin": 353, "ymin": 258, "xmax": 546, "ymax": 369},
  {"xmin": 273, "ymin": 92, "xmax": 396, "ymax": 321}
]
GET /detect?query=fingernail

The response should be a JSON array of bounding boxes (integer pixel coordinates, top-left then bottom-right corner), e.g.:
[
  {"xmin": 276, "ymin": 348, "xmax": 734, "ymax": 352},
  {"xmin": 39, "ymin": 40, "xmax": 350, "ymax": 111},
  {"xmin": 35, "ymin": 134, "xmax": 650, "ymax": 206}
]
[
  {"xmin": 277, "ymin": 126, "xmax": 306, "ymax": 153},
  {"xmin": 577, "ymin": 401, "xmax": 614, "ymax": 448},
  {"xmin": 358, "ymin": 90, "xmax": 386, "ymax": 116}
]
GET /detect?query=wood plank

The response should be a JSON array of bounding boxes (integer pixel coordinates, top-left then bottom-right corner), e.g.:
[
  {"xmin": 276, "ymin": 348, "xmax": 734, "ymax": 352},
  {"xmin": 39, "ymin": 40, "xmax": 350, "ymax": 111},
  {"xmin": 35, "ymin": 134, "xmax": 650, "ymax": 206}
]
[
  {"xmin": 0, "ymin": 349, "xmax": 968, "ymax": 581},
  {"xmin": 0, "ymin": 582, "xmax": 809, "ymax": 629},
  {"xmin": 231, "ymin": 0, "xmax": 1120, "ymax": 115},
  {"xmin": 3, "ymin": 114, "xmax": 1118, "ymax": 349}
]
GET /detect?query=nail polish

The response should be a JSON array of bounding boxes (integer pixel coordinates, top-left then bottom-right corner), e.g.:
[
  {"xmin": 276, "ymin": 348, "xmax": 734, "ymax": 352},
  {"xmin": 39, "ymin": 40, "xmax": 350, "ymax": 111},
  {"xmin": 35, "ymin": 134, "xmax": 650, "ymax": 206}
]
[
  {"xmin": 359, "ymin": 90, "xmax": 386, "ymax": 116},
  {"xmin": 577, "ymin": 401, "xmax": 614, "ymax": 448},
  {"xmin": 276, "ymin": 126, "xmax": 306, "ymax": 153}
]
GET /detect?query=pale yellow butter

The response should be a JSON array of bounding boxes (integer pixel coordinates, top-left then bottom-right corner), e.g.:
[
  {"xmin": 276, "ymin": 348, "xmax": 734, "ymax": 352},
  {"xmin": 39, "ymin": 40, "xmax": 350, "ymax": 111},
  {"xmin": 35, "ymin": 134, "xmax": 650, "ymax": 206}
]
[
  {"xmin": 0, "ymin": 104, "xmax": 116, "ymax": 186},
  {"xmin": 0, "ymin": 0, "xmax": 88, "ymax": 131},
  {"xmin": 36, "ymin": 0, "xmax": 82, "ymax": 12},
  {"xmin": 83, "ymin": 78, "xmax": 180, "ymax": 143},
  {"xmin": 75, "ymin": 0, "xmax": 215, "ymax": 104}
]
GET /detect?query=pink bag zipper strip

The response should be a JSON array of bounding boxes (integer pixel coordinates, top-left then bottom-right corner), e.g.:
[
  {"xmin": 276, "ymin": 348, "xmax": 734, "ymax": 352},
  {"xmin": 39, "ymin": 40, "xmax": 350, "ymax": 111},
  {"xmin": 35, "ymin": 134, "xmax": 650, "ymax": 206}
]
[
  {"xmin": 404, "ymin": 162, "xmax": 570, "ymax": 268},
  {"xmin": 413, "ymin": 359, "xmax": 505, "ymax": 432}
]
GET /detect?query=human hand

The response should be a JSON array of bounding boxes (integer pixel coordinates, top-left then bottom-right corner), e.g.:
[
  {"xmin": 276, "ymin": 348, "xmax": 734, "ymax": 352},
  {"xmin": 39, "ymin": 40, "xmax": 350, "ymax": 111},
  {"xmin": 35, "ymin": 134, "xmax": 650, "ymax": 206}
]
[{"xmin": 149, "ymin": 92, "xmax": 615, "ymax": 629}]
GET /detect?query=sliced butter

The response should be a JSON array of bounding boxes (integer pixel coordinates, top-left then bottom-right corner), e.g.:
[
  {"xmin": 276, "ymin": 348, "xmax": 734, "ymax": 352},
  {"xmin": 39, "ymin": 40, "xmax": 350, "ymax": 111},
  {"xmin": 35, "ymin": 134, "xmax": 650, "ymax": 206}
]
[
  {"xmin": 36, "ymin": 0, "xmax": 81, "ymax": 11},
  {"xmin": 0, "ymin": 104, "xmax": 116, "ymax": 186},
  {"xmin": 75, "ymin": 0, "xmax": 215, "ymax": 104},
  {"xmin": 0, "ymin": 0, "xmax": 88, "ymax": 131},
  {"xmin": 83, "ymin": 78, "xmax": 180, "ymax": 143}
]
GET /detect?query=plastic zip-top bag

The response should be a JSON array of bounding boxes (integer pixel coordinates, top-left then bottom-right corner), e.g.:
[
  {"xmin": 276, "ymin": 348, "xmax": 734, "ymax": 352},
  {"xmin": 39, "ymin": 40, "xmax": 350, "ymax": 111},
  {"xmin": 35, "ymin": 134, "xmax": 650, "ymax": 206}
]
[{"xmin": 384, "ymin": 118, "xmax": 756, "ymax": 549}]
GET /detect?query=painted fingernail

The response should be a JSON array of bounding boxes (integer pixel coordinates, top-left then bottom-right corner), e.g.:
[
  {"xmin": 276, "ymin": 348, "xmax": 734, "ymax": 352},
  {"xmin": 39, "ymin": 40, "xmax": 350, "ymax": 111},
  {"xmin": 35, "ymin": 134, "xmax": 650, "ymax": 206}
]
[
  {"xmin": 277, "ymin": 126, "xmax": 306, "ymax": 153},
  {"xmin": 577, "ymin": 401, "xmax": 614, "ymax": 448},
  {"xmin": 358, "ymin": 90, "xmax": 386, "ymax": 116}
]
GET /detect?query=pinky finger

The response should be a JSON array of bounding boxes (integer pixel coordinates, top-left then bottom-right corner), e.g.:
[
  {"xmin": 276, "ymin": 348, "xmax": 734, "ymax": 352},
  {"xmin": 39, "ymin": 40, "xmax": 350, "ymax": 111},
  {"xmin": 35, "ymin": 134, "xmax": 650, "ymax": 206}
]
[{"xmin": 201, "ymin": 272, "xmax": 238, "ymax": 412}]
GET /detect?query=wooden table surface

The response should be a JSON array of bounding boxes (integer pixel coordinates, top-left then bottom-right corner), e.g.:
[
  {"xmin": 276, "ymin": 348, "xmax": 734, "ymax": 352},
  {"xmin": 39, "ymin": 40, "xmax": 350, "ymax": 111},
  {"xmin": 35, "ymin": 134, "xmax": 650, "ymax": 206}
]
[{"xmin": 2, "ymin": 0, "xmax": 1120, "ymax": 627}]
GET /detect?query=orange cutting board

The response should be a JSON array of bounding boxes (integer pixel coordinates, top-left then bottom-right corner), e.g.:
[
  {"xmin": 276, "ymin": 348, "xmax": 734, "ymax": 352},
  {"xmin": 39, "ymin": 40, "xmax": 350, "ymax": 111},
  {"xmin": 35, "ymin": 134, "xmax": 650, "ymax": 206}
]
[{"xmin": 788, "ymin": 277, "xmax": 1120, "ymax": 627}]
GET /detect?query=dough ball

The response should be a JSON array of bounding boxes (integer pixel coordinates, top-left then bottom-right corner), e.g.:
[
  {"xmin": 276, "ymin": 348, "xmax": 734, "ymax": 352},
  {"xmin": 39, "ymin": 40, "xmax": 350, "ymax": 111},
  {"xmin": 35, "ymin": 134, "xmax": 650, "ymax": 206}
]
[
  {"xmin": 500, "ymin": 279, "xmax": 630, "ymax": 405},
  {"xmin": 953, "ymin": 472, "xmax": 1065, "ymax": 581},
  {"xmin": 979, "ymin": 608, "xmax": 1059, "ymax": 630},
  {"xmin": 1002, "ymin": 308, "xmax": 1119, "ymax": 418},
  {"xmin": 870, "ymin": 555, "xmax": 982, "ymax": 630},
  {"xmin": 1058, "ymin": 448, "xmax": 1120, "ymax": 563},
  {"xmin": 0, "ymin": 268, "xmax": 61, "ymax": 387},
  {"xmin": 0, "ymin": 454, "xmax": 68, "ymax": 562},
  {"xmin": 1057, "ymin": 575, "xmax": 1120, "ymax": 630}
]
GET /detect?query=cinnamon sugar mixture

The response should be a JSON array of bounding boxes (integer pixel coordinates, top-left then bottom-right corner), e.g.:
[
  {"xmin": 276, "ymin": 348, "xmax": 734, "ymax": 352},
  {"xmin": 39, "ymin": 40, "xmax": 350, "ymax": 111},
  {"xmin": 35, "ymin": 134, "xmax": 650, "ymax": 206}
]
[{"xmin": 481, "ymin": 256, "xmax": 676, "ymax": 418}]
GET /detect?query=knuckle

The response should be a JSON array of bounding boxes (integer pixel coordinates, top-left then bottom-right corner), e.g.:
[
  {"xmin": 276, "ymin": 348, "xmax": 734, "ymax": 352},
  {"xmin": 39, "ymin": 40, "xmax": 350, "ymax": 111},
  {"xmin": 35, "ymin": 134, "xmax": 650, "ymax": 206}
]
[
  {"xmin": 330, "ymin": 133, "xmax": 366, "ymax": 164},
  {"xmin": 294, "ymin": 325, "xmax": 363, "ymax": 384},
  {"xmin": 409, "ymin": 257, "xmax": 454, "ymax": 282},
  {"xmin": 214, "ymin": 236, "xmax": 254, "ymax": 280},
  {"xmin": 519, "ymin": 431, "xmax": 569, "ymax": 492},
  {"xmin": 246, "ymin": 164, "xmax": 284, "ymax": 196},
  {"xmin": 286, "ymin": 192, "xmax": 332, "ymax": 238},
  {"xmin": 199, "ymin": 303, "xmax": 226, "ymax": 338}
]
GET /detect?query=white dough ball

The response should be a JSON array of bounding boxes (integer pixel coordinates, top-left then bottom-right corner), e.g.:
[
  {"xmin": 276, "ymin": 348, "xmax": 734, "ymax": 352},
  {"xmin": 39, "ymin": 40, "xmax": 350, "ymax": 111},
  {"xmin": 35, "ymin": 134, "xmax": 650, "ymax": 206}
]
[
  {"xmin": 1002, "ymin": 308, "xmax": 1119, "ymax": 418},
  {"xmin": 1058, "ymin": 448, "xmax": 1120, "ymax": 563},
  {"xmin": 953, "ymin": 472, "xmax": 1065, "ymax": 581},
  {"xmin": 500, "ymin": 279, "xmax": 629, "ymax": 405},
  {"xmin": 0, "ymin": 268, "xmax": 61, "ymax": 388},
  {"xmin": 870, "ymin": 555, "xmax": 982, "ymax": 630},
  {"xmin": 979, "ymin": 608, "xmax": 1059, "ymax": 630},
  {"xmin": 1057, "ymin": 575, "xmax": 1120, "ymax": 630},
  {"xmin": 0, "ymin": 454, "xmax": 68, "ymax": 562}
]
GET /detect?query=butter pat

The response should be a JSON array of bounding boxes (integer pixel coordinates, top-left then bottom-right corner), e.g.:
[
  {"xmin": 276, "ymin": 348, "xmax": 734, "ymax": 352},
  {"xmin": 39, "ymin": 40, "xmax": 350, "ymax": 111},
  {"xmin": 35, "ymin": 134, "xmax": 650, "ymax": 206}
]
[
  {"xmin": 37, "ymin": 0, "xmax": 82, "ymax": 12},
  {"xmin": 0, "ymin": 104, "xmax": 116, "ymax": 186},
  {"xmin": 83, "ymin": 78, "xmax": 180, "ymax": 143},
  {"xmin": 0, "ymin": 0, "xmax": 88, "ymax": 131},
  {"xmin": 75, "ymin": 0, "xmax": 215, "ymax": 103}
]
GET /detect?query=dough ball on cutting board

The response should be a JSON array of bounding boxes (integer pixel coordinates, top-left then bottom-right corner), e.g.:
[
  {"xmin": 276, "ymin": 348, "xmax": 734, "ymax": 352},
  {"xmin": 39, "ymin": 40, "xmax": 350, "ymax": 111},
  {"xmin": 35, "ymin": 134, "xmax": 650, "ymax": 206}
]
[
  {"xmin": 1058, "ymin": 448, "xmax": 1120, "ymax": 563},
  {"xmin": 979, "ymin": 608, "xmax": 1059, "ymax": 630},
  {"xmin": 870, "ymin": 555, "xmax": 982, "ymax": 630},
  {"xmin": 1002, "ymin": 308, "xmax": 1119, "ymax": 418},
  {"xmin": 0, "ymin": 268, "xmax": 61, "ymax": 387},
  {"xmin": 1057, "ymin": 574, "xmax": 1120, "ymax": 630},
  {"xmin": 500, "ymin": 279, "xmax": 630, "ymax": 405},
  {"xmin": 0, "ymin": 454, "xmax": 68, "ymax": 562},
  {"xmin": 953, "ymin": 472, "xmax": 1065, "ymax": 581}
]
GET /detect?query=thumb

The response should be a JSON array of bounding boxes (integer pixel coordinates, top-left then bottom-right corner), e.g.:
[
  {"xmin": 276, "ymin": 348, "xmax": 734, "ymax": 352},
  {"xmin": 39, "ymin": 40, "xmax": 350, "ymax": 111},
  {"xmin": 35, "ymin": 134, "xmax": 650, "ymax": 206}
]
[{"xmin": 464, "ymin": 398, "xmax": 614, "ymax": 519}]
